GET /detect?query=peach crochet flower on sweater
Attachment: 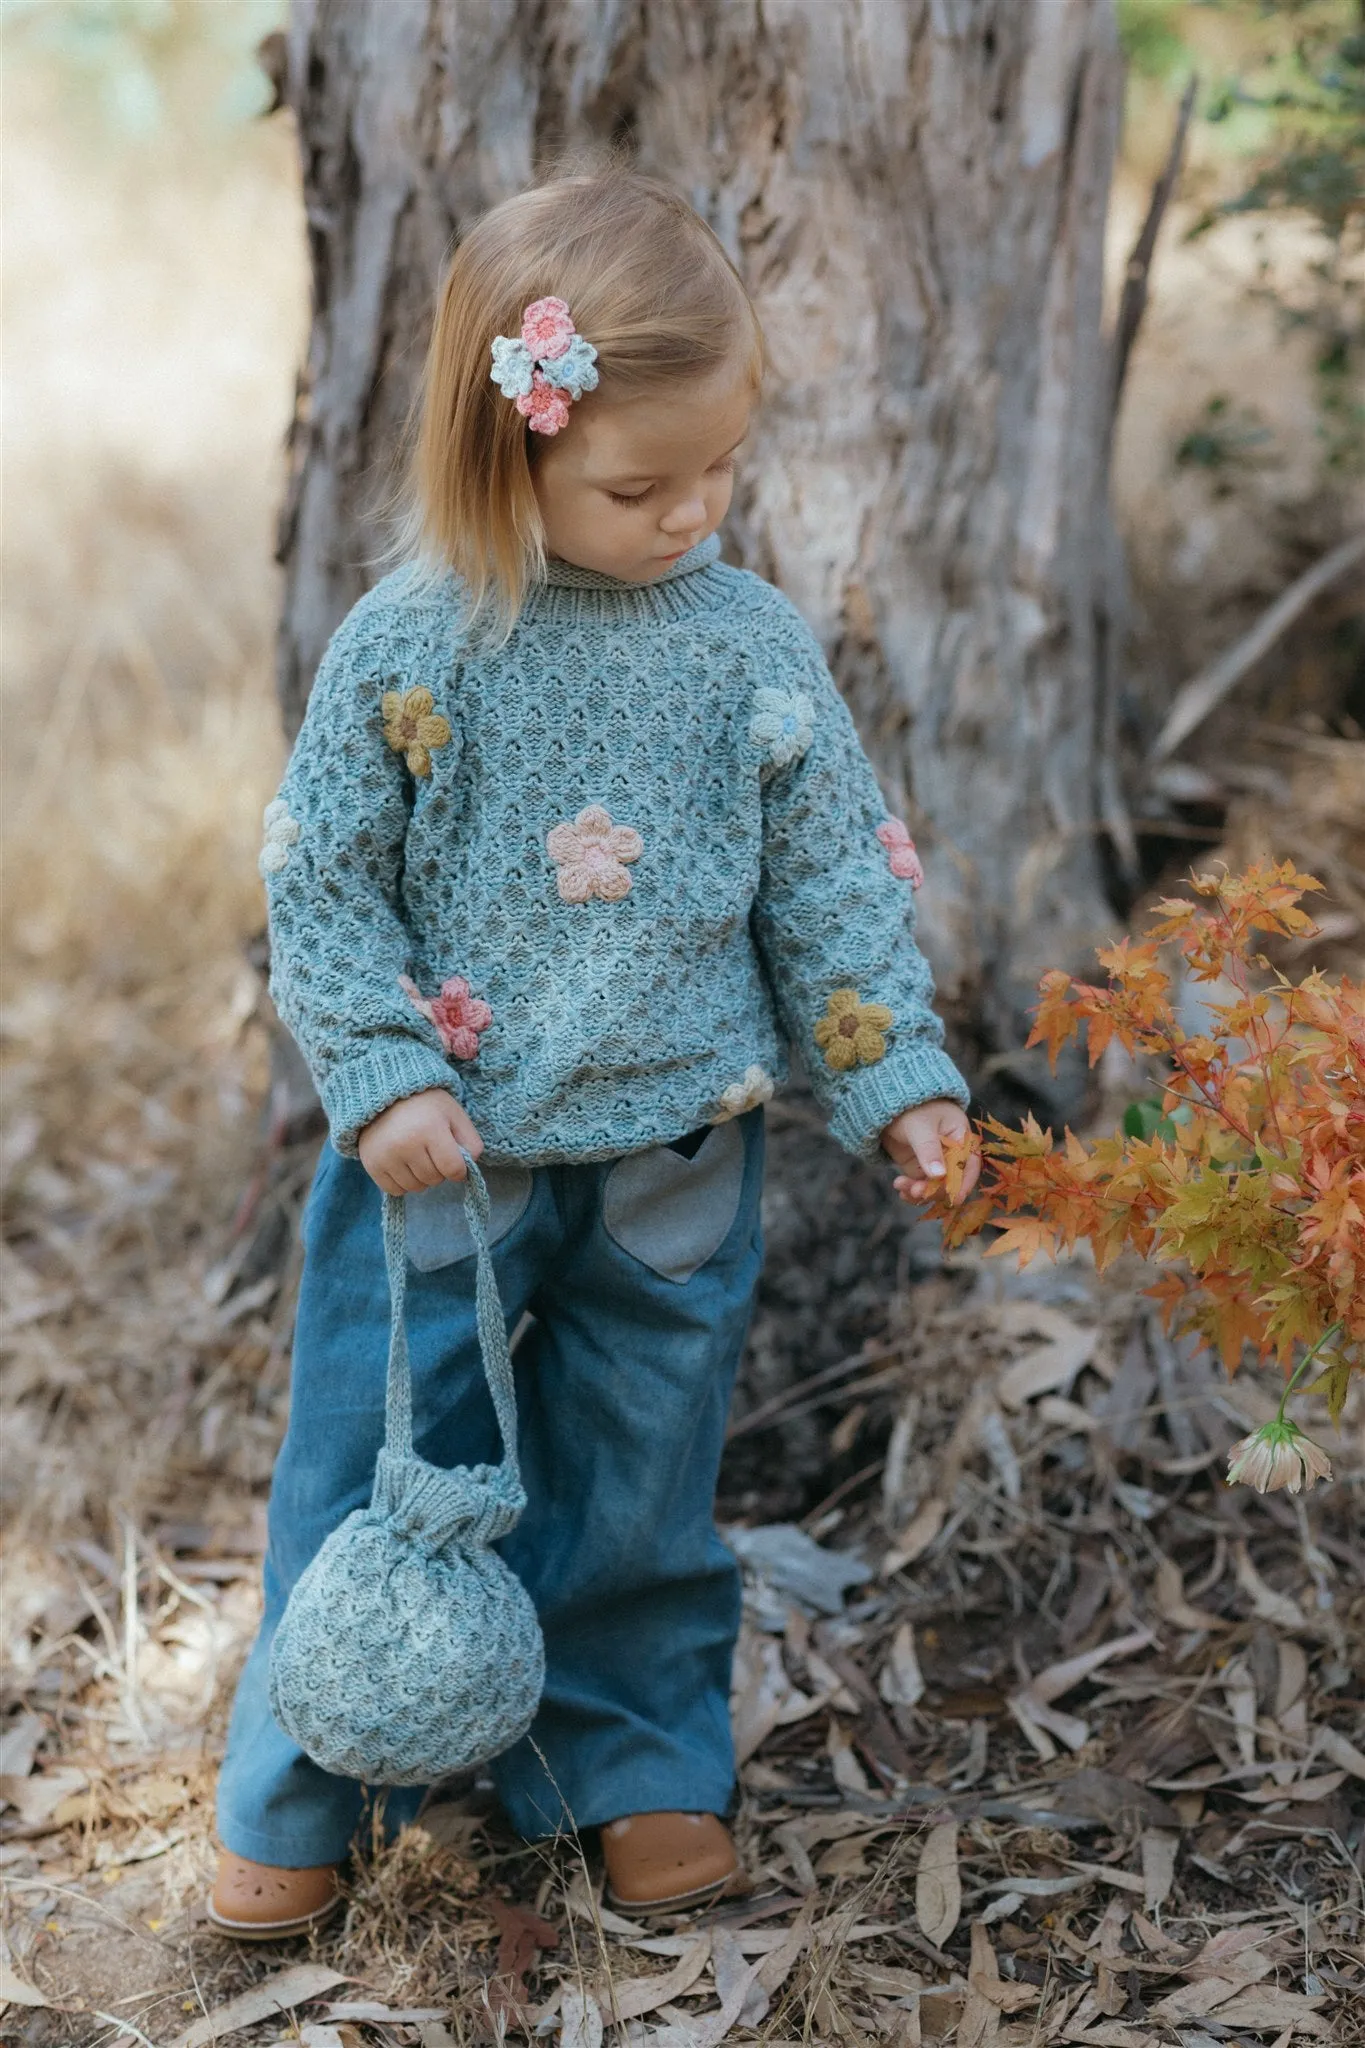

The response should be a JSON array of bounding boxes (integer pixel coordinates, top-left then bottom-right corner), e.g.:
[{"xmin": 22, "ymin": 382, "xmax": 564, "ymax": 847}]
[
  {"xmin": 546, "ymin": 805, "xmax": 643, "ymax": 903},
  {"xmin": 876, "ymin": 818, "xmax": 924, "ymax": 888},
  {"xmin": 398, "ymin": 974, "xmax": 492, "ymax": 1060}
]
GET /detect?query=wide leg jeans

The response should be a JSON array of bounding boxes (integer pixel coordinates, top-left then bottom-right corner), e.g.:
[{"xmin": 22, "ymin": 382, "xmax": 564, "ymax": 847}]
[{"xmin": 216, "ymin": 1111, "xmax": 764, "ymax": 1865}]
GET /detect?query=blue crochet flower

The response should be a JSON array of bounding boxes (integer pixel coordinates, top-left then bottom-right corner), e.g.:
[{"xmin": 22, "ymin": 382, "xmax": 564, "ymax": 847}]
[
  {"xmin": 749, "ymin": 687, "xmax": 815, "ymax": 768},
  {"xmin": 538, "ymin": 334, "xmax": 600, "ymax": 401},
  {"xmin": 490, "ymin": 335, "xmax": 535, "ymax": 399}
]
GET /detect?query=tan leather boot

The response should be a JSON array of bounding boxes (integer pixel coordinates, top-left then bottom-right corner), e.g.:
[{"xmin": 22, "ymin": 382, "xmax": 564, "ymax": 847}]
[
  {"xmin": 601, "ymin": 1811, "xmax": 742, "ymax": 1913},
  {"xmin": 208, "ymin": 1848, "xmax": 342, "ymax": 1940}
]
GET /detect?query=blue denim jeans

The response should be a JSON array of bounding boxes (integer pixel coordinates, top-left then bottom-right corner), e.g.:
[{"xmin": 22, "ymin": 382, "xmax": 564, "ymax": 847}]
[{"xmin": 216, "ymin": 1110, "xmax": 764, "ymax": 1865}]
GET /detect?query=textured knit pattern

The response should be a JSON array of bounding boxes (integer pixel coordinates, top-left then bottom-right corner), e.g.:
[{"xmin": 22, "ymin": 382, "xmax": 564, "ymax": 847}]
[
  {"xmin": 268, "ymin": 1482, "xmax": 544, "ymax": 1783},
  {"xmin": 268, "ymin": 1173, "xmax": 545, "ymax": 1784},
  {"xmin": 264, "ymin": 532, "xmax": 969, "ymax": 1164}
]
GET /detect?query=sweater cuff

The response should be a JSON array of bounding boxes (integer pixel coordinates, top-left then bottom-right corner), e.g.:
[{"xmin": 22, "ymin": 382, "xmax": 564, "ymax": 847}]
[
  {"xmin": 826, "ymin": 1043, "xmax": 972, "ymax": 1161},
  {"xmin": 320, "ymin": 1036, "xmax": 461, "ymax": 1157}
]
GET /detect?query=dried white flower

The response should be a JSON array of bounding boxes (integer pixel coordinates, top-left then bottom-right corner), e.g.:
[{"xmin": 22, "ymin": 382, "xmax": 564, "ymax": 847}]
[
  {"xmin": 1226, "ymin": 1418, "xmax": 1332, "ymax": 1494},
  {"xmin": 712, "ymin": 1065, "xmax": 774, "ymax": 1122}
]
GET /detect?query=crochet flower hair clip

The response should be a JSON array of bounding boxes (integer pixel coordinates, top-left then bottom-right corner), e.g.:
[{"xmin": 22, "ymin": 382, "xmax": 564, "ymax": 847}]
[{"xmin": 490, "ymin": 296, "xmax": 600, "ymax": 435}]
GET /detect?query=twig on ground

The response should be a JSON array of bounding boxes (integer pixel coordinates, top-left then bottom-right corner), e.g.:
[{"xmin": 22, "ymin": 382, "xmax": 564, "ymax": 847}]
[{"xmin": 1151, "ymin": 532, "xmax": 1365, "ymax": 762}]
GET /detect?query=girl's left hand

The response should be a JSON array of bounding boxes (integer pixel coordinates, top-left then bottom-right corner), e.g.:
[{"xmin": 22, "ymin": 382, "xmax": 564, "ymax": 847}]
[{"xmin": 881, "ymin": 1098, "xmax": 980, "ymax": 1205}]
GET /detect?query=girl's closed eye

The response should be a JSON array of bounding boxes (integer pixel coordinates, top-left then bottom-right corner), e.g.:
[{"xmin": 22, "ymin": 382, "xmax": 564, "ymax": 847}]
[{"xmin": 606, "ymin": 455, "xmax": 736, "ymax": 507}]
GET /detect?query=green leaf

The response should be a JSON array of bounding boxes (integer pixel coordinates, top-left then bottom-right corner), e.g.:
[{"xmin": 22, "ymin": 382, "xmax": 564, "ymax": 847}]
[
  {"xmin": 1304, "ymin": 1354, "xmax": 1354, "ymax": 1427},
  {"xmin": 1123, "ymin": 1097, "xmax": 1175, "ymax": 1142},
  {"xmin": 1123, "ymin": 1095, "xmax": 1188, "ymax": 1145}
]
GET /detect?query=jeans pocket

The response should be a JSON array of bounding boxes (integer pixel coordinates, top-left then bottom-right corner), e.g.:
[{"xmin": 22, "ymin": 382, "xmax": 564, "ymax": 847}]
[
  {"xmin": 601, "ymin": 1120, "xmax": 746, "ymax": 1283},
  {"xmin": 406, "ymin": 1161, "xmax": 534, "ymax": 1273}
]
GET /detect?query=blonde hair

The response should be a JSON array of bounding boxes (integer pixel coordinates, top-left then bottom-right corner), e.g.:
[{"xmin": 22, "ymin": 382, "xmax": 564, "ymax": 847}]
[{"xmin": 406, "ymin": 168, "xmax": 766, "ymax": 642}]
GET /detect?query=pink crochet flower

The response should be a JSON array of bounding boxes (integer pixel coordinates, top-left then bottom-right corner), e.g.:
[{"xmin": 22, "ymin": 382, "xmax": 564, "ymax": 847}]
[
  {"xmin": 515, "ymin": 371, "xmax": 572, "ymax": 436},
  {"xmin": 398, "ymin": 974, "xmax": 493, "ymax": 1060},
  {"xmin": 876, "ymin": 818, "xmax": 924, "ymax": 888},
  {"xmin": 546, "ymin": 805, "xmax": 643, "ymax": 903},
  {"xmin": 520, "ymin": 296, "xmax": 575, "ymax": 360}
]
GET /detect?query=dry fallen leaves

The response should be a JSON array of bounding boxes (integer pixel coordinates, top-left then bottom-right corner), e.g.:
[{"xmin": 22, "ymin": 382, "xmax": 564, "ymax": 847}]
[
  {"xmin": 915, "ymin": 1821, "xmax": 961, "ymax": 1948},
  {"xmin": 1140, "ymin": 1828, "xmax": 1178, "ymax": 1915},
  {"xmin": 879, "ymin": 1620, "xmax": 926, "ymax": 1707},
  {"xmin": 598, "ymin": 1934, "xmax": 712, "ymax": 2023},
  {"xmin": 559, "ymin": 1986, "xmax": 604, "ymax": 2048},
  {"xmin": 485, "ymin": 1895, "xmax": 560, "ymax": 2020},
  {"xmin": 1152, "ymin": 1553, "xmax": 1227, "ymax": 1631},
  {"xmin": 168, "ymin": 1965, "xmax": 348, "ymax": 2048},
  {"xmin": 0, "ymin": 1935, "xmax": 50, "ymax": 2011}
]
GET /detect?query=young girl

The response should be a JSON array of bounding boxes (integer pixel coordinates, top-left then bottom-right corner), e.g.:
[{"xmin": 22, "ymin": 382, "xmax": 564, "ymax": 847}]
[{"xmin": 212, "ymin": 168, "xmax": 976, "ymax": 1938}]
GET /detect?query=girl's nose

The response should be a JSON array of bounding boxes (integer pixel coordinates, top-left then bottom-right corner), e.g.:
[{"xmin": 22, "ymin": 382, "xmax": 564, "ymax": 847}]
[{"xmin": 660, "ymin": 494, "xmax": 707, "ymax": 536}]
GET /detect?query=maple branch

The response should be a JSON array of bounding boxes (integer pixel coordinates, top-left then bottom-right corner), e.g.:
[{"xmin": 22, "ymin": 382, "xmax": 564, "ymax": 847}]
[
  {"xmin": 1162, "ymin": 1041, "xmax": 1258, "ymax": 1153},
  {"xmin": 1219, "ymin": 924, "xmax": 1292, "ymax": 1160},
  {"xmin": 942, "ymin": 866, "xmax": 1357, "ymax": 1412}
]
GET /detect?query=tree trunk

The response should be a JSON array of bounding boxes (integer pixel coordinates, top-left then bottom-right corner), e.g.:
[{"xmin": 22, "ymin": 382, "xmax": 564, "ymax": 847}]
[
  {"xmin": 277, "ymin": 0, "xmax": 1122, "ymax": 1112},
  {"xmin": 274, "ymin": 0, "xmax": 1126, "ymax": 1492}
]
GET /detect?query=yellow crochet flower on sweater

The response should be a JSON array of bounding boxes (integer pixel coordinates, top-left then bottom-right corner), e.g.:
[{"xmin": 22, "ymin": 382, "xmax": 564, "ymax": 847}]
[
  {"xmin": 814, "ymin": 988, "xmax": 893, "ymax": 1071},
  {"xmin": 381, "ymin": 686, "xmax": 451, "ymax": 778}
]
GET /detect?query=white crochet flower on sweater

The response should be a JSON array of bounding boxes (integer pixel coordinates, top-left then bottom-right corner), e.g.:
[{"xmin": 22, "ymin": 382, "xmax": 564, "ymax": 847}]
[
  {"xmin": 259, "ymin": 798, "xmax": 301, "ymax": 876},
  {"xmin": 749, "ymin": 687, "xmax": 815, "ymax": 768},
  {"xmin": 712, "ymin": 1065, "xmax": 774, "ymax": 1122}
]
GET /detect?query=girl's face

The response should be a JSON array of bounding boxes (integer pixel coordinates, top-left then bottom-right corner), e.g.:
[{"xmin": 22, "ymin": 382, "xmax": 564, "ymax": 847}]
[{"xmin": 530, "ymin": 363, "xmax": 754, "ymax": 582}]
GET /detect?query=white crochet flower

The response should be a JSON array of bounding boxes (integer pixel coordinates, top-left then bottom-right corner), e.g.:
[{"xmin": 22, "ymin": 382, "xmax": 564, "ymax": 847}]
[
  {"xmin": 749, "ymin": 687, "xmax": 815, "ymax": 768},
  {"xmin": 259, "ymin": 797, "xmax": 301, "ymax": 876},
  {"xmin": 489, "ymin": 333, "xmax": 535, "ymax": 398},
  {"xmin": 712, "ymin": 1065, "xmax": 774, "ymax": 1122}
]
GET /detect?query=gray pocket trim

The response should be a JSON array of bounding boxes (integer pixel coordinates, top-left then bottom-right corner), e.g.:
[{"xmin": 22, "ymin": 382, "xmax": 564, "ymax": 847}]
[
  {"xmin": 406, "ymin": 1162, "xmax": 534, "ymax": 1272},
  {"xmin": 601, "ymin": 1121, "xmax": 746, "ymax": 1283}
]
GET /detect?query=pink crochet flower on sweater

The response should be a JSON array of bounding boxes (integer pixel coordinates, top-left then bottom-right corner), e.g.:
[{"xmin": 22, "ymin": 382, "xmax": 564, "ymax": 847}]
[
  {"xmin": 516, "ymin": 372, "xmax": 572, "ymax": 436},
  {"xmin": 546, "ymin": 805, "xmax": 643, "ymax": 903},
  {"xmin": 520, "ymin": 296, "xmax": 575, "ymax": 359},
  {"xmin": 398, "ymin": 974, "xmax": 493, "ymax": 1060},
  {"xmin": 876, "ymin": 818, "xmax": 924, "ymax": 888}
]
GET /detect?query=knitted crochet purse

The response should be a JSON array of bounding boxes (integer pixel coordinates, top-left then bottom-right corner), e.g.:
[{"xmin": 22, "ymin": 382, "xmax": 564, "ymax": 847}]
[{"xmin": 268, "ymin": 1157, "xmax": 545, "ymax": 1784}]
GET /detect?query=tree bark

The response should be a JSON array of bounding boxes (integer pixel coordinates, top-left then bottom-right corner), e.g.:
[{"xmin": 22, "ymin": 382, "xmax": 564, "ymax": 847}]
[{"xmin": 277, "ymin": 0, "xmax": 1124, "ymax": 1113}]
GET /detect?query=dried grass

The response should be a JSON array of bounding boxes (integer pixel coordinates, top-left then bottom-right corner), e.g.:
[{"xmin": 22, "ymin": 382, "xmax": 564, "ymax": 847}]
[
  {"xmin": 2, "ymin": 641, "xmax": 283, "ymax": 1541},
  {"xmin": 2, "ymin": 32, "xmax": 296, "ymax": 1554}
]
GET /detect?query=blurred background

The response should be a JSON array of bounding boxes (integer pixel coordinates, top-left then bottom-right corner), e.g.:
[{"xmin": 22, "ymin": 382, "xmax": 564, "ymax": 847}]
[{"xmin": 0, "ymin": 1, "xmax": 1361, "ymax": 2030}]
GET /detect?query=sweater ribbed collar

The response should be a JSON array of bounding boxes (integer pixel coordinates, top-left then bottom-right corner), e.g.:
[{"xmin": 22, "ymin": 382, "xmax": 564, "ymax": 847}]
[{"xmin": 520, "ymin": 532, "xmax": 725, "ymax": 624}]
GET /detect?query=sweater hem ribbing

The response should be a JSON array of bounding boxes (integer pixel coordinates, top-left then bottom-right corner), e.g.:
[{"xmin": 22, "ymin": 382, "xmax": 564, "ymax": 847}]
[
  {"xmin": 827, "ymin": 1045, "xmax": 972, "ymax": 1160},
  {"xmin": 321, "ymin": 1039, "xmax": 463, "ymax": 1156}
]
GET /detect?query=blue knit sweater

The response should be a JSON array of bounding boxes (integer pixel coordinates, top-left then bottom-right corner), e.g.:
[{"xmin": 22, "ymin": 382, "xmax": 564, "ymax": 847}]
[{"xmin": 261, "ymin": 533, "xmax": 970, "ymax": 1165}]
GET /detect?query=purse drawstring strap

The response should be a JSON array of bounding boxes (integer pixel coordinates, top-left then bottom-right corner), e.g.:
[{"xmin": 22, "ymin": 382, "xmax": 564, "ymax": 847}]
[{"xmin": 380, "ymin": 1154, "xmax": 520, "ymax": 1491}]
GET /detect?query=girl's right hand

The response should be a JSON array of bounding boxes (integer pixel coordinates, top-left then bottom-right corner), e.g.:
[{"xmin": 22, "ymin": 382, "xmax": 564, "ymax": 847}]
[{"xmin": 357, "ymin": 1089, "xmax": 484, "ymax": 1195}]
